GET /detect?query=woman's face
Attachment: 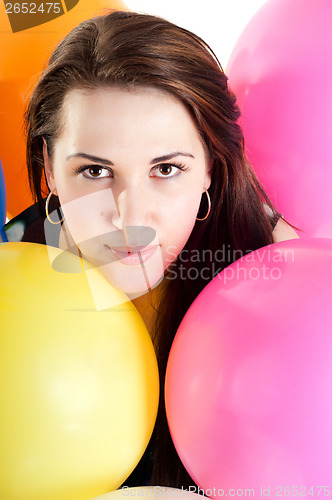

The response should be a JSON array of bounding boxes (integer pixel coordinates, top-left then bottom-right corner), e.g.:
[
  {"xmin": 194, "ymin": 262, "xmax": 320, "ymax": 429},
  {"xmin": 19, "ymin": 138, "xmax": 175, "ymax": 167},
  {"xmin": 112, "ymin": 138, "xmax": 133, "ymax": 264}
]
[{"xmin": 44, "ymin": 87, "xmax": 211, "ymax": 297}]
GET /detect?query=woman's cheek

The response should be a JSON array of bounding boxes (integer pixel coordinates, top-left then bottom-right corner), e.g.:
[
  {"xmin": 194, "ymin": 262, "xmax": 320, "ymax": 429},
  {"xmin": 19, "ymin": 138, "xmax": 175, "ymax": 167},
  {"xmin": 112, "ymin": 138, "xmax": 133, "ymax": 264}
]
[
  {"xmin": 162, "ymin": 217, "xmax": 197, "ymax": 268},
  {"xmin": 59, "ymin": 188, "xmax": 116, "ymax": 243}
]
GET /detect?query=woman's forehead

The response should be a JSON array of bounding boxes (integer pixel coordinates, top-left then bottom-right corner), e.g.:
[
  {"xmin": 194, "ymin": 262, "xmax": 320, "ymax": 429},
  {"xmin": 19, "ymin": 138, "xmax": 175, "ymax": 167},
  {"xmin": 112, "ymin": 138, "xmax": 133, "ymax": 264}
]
[
  {"xmin": 63, "ymin": 86, "xmax": 190, "ymax": 117},
  {"xmin": 57, "ymin": 86, "xmax": 207, "ymax": 158}
]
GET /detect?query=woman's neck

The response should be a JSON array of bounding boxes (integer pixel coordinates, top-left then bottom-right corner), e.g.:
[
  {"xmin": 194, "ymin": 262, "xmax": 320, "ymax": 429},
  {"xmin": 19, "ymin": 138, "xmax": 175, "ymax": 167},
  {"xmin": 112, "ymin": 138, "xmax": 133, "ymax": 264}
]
[{"xmin": 130, "ymin": 282, "xmax": 163, "ymax": 350}]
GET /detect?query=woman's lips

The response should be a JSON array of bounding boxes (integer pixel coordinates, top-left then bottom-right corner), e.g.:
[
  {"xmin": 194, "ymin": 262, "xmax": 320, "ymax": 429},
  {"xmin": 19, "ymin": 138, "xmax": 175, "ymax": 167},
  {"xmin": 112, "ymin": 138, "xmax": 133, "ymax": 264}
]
[{"xmin": 106, "ymin": 245, "xmax": 159, "ymax": 266}]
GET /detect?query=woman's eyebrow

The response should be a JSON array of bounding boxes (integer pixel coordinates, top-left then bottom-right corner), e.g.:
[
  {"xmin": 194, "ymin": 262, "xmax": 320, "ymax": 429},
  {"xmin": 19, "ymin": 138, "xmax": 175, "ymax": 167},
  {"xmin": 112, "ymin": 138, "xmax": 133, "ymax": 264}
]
[
  {"xmin": 66, "ymin": 151, "xmax": 195, "ymax": 165},
  {"xmin": 150, "ymin": 152, "xmax": 195, "ymax": 164},
  {"xmin": 66, "ymin": 153, "xmax": 113, "ymax": 165}
]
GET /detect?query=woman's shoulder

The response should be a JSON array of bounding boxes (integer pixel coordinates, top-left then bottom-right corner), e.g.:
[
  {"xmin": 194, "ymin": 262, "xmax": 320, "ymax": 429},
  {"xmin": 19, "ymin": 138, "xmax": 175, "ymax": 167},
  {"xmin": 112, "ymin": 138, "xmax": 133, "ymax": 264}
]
[
  {"xmin": 263, "ymin": 203, "xmax": 299, "ymax": 242},
  {"xmin": 4, "ymin": 200, "xmax": 61, "ymax": 247},
  {"xmin": 272, "ymin": 217, "xmax": 299, "ymax": 243},
  {"xmin": 4, "ymin": 202, "xmax": 45, "ymax": 243}
]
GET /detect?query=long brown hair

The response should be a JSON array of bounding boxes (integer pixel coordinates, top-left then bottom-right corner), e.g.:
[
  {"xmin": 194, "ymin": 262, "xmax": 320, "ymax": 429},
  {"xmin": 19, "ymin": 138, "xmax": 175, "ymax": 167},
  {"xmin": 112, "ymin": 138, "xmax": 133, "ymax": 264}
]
[{"xmin": 25, "ymin": 10, "xmax": 281, "ymax": 488}]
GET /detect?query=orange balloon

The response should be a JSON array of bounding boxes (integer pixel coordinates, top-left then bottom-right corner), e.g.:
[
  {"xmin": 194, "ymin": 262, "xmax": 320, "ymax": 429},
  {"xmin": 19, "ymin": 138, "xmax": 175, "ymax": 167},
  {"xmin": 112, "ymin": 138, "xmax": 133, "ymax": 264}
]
[{"xmin": 0, "ymin": 0, "xmax": 126, "ymax": 218}]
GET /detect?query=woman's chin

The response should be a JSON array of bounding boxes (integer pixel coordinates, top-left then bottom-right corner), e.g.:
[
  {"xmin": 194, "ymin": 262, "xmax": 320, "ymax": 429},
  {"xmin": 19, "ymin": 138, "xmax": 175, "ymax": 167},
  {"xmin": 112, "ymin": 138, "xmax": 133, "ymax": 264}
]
[{"xmin": 89, "ymin": 257, "xmax": 165, "ymax": 298}]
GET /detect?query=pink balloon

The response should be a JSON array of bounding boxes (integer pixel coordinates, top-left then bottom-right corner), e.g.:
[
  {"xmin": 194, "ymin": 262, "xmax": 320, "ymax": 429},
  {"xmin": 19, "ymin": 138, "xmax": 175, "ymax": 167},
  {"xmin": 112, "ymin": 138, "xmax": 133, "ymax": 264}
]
[
  {"xmin": 227, "ymin": 0, "xmax": 332, "ymax": 237},
  {"xmin": 165, "ymin": 238, "xmax": 332, "ymax": 496}
]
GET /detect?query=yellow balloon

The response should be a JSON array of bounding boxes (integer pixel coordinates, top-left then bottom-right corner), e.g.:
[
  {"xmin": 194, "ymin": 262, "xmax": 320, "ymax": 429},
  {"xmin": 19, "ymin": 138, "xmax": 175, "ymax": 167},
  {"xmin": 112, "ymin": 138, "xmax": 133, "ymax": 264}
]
[{"xmin": 0, "ymin": 242, "xmax": 159, "ymax": 500}]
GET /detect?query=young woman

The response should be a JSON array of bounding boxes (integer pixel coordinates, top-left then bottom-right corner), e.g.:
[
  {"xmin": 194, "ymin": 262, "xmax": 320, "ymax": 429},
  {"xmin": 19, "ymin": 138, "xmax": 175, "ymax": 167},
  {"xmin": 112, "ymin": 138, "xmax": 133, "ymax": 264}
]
[{"xmin": 18, "ymin": 9, "xmax": 298, "ymax": 488}]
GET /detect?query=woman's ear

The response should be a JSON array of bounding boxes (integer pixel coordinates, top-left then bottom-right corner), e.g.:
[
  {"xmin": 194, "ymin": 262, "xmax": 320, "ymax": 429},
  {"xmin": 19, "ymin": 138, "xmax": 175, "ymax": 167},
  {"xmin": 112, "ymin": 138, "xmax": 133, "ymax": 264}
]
[{"xmin": 43, "ymin": 138, "xmax": 57, "ymax": 193}]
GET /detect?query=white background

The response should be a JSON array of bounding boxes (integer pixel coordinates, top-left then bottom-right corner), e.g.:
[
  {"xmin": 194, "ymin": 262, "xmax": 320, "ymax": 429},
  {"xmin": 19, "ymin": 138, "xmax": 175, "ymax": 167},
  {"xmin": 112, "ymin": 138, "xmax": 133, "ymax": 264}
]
[{"xmin": 124, "ymin": 0, "xmax": 268, "ymax": 69}]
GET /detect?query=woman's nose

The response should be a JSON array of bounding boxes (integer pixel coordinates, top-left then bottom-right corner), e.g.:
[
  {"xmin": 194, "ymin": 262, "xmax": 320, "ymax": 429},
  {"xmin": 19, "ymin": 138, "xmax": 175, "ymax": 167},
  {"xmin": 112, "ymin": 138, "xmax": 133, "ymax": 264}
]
[
  {"xmin": 111, "ymin": 186, "xmax": 151, "ymax": 230},
  {"xmin": 111, "ymin": 187, "xmax": 156, "ymax": 249}
]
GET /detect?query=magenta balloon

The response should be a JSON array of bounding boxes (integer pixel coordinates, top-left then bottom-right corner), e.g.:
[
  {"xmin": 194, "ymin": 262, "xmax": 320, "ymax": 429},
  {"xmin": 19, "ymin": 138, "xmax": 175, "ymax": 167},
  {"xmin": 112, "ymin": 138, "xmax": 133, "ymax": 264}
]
[
  {"xmin": 165, "ymin": 238, "xmax": 332, "ymax": 495},
  {"xmin": 227, "ymin": 0, "xmax": 332, "ymax": 237}
]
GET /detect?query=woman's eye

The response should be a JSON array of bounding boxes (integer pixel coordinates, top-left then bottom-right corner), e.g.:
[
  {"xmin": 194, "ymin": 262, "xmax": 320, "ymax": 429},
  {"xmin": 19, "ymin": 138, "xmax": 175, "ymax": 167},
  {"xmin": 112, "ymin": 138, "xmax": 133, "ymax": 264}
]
[
  {"xmin": 80, "ymin": 166, "xmax": 112, "ymax": 179},
  {"xmin": 152, "ymin": 163, "xmax": 188, "ymax": 178}
]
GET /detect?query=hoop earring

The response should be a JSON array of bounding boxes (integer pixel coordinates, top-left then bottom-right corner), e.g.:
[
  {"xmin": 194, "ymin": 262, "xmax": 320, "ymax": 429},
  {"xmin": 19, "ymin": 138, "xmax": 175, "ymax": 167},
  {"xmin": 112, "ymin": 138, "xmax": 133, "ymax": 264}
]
[
  {"xmin": 196, "ymin": 188, "xmax": 211, "ymax": 221},
  {"xmin": 45, "ymin": 189, "xmax": 64, "ymax": 225}
]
